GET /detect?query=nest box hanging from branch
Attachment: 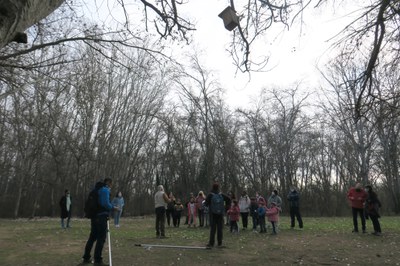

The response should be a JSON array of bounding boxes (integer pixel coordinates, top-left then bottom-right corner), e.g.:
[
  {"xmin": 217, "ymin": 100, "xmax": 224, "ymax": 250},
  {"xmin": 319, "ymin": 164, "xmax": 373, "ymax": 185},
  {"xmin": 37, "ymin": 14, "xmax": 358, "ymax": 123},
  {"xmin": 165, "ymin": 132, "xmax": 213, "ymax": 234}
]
[{"xmin": 218, "ymin": 6, "xmax": 239, "ymax": 31}]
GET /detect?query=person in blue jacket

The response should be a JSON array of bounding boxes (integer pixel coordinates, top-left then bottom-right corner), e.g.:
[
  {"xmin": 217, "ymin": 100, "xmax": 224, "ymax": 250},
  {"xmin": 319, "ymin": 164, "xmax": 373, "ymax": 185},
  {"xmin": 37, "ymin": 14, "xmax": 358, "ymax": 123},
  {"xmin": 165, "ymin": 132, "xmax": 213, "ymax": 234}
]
[
  {"xmin": 112, "ymin": 191, "xmax": 125, "ymax": 227},
  {"xmin": 82, "ymin": 178, "xmax": 118, "ymax": 265}
]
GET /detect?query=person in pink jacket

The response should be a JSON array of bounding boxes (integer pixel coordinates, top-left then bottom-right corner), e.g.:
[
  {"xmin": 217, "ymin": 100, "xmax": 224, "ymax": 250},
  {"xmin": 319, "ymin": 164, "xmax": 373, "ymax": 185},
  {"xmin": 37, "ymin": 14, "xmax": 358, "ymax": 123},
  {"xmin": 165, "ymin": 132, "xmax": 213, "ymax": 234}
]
[
  {"xmin": 347, "ymin": 183, "xmax": 368, "ymax": 233},
  {"xmin": 227, "ymin": 200, "xmax": 240, "ymax": 233},
  {"xmin": 266, "ymin": 202, "xmax": 280, "ymax": 235},
  {"xmin": 187, "ymin": 197, "xmax": 197, "ymax": 227}
]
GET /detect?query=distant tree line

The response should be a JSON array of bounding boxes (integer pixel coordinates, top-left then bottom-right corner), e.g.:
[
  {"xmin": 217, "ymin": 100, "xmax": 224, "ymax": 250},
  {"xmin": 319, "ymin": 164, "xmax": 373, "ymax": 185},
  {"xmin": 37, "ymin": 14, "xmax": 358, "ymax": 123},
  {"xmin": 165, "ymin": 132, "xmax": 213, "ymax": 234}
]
[{"xmin": 0, "ymin": 3, "xmax": 399, "ymax": 218}]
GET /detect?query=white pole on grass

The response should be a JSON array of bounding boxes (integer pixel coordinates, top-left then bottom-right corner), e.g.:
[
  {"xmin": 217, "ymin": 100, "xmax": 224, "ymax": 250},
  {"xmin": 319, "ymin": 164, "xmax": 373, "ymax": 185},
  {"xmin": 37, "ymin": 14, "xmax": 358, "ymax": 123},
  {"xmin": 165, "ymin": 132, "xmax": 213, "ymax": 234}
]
[
  {"xmin": 135, "ymin": 243, "xmax": 211, "ymax": 249},
  {"xmin": 107, "ymin": 219, "xmax": 112, "ymax": 266}
]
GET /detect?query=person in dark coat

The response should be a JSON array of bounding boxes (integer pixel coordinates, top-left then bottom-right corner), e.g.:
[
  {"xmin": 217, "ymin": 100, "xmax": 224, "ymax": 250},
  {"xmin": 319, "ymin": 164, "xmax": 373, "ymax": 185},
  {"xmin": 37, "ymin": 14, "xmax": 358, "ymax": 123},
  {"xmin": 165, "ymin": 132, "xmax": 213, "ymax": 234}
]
[
  {"xmin": 249, "ymin": 197, "xmax": 259, "ymax": 231},
  {"xmin": 59, "ymin": 189, "xmax": 72, "ymax": 229},
  {"xmin": 287, "ymin": 186, "xmax": 303, "ymax": 229},
  {"xmin": 365, "ymin": 184, "xmax": 382, "ymax": 236},
  {"xmin": 204, "ymin": 182, "xmax": 230, "ymax": 248}
]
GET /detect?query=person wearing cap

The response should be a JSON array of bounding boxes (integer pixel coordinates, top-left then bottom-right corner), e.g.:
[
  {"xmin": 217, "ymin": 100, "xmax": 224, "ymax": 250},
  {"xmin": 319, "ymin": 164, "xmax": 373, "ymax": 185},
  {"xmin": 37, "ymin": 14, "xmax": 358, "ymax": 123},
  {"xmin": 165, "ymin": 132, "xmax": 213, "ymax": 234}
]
[
  {"xmin": 347, "ymin": 182, "xmax": 368, "ymax": 233},
  {"xmin": 154, "ymin": 185, "xmax": 174, "ymax": 238},
  {"xmin": 364, "ymin": 185, "xmax": 382, "ymax": 236}
]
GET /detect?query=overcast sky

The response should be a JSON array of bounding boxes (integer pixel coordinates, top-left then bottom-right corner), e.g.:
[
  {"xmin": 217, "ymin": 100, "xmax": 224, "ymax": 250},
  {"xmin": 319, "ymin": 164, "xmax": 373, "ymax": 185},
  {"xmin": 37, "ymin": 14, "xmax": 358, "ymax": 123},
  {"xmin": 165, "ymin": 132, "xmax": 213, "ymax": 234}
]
[
  {"xmin": 177, "ymin": 0, "xmax": 357, "ymax": 108},
  {"xmin": 85, "ymin": 0, "xmax": 358, "ymax": 108}
]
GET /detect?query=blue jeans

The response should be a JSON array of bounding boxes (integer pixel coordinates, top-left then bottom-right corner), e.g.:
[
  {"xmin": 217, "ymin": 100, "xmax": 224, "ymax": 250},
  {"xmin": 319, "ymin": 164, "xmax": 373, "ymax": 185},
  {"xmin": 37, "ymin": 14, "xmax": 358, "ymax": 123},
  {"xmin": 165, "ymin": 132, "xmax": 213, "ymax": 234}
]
[
  {"xmin": 352, "ymin": 207, "xmax": 366, "ymax": 232},
  {"xmin": 252, "ymin": 215, "xmax": 258, "ymax": 230},
  {"xmin": 114, "ymin": 210, "xmax": 122, "ymax": 225},
  {"xmin": 83, "ymin": 215, "xmax": 108, "ymax": 263}
]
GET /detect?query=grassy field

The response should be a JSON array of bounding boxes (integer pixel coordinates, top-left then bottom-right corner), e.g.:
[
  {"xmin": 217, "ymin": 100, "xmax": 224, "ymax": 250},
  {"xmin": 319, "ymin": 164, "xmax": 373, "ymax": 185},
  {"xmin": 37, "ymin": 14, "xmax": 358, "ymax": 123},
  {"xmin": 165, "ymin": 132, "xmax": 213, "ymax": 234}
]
[{"xmin": 0, "ymin": 216, "xmax": 399, "ymax": 265}]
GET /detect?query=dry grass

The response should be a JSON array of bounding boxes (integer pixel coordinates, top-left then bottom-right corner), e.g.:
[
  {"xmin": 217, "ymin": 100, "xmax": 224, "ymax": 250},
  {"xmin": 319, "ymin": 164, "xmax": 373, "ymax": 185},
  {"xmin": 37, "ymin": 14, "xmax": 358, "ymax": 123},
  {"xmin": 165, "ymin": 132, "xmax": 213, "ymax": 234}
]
[{"xmin": 0, "ymin": 216, "xmax": 399, "ymax": 265}]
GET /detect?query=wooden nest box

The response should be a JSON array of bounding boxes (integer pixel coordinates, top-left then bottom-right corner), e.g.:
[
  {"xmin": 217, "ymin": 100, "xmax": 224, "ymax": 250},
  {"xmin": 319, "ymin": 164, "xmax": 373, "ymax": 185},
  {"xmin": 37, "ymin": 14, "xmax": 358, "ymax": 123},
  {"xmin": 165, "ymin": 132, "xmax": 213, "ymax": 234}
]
[{"xmin": 218, "ymin": 6, "xmax": 239, "ymax": 31}]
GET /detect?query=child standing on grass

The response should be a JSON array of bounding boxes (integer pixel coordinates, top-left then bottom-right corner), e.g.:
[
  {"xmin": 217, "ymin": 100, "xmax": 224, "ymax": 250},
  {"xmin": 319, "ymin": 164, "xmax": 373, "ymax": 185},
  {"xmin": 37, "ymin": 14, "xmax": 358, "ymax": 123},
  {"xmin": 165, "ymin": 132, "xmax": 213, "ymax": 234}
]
[
  {"xmin": 250, "ymin": 197, "xmax": 259, "ymax": 232},
  {"xmin": 227, "ymin": 200, "xmax": 240, "ymax": 233},
  {"xmin": 173, "ymin": 199, "xmax": 184, "ymax": 227},
  {"xmin": 187, "ymin": 197, "xmax": 197, "ymax": 227},
  {"xmin": 257, "ymin": 201, "xmax": 267, "ymax": 233},
  {"xmin": 203, "ymin": 200, "xmax": 210, "ymax": 227},
  {"xmin": 266, "ymin": 202, "xmax": 280, "ymax": 235}
]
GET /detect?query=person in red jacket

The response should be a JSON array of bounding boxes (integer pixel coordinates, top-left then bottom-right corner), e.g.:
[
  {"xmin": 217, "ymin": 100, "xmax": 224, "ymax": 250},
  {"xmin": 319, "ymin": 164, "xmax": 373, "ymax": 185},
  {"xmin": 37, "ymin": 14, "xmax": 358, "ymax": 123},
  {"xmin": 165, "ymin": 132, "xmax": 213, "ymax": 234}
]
[
  {"xmin": 347, "ymin": 183, "xmax": 368, "ymax": 233},
  {"xmin": 227, "ymin": 200, "xmax": 240, "ymax": 233}
]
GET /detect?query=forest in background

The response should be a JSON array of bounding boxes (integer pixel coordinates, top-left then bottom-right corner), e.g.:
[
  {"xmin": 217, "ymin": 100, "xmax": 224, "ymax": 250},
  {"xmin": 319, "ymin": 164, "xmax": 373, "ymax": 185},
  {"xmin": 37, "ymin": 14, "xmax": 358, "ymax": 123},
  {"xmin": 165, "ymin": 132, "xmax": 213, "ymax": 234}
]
[{"xmin": 0, "ymin": 1, "xmax": 399, "ymax": 218}]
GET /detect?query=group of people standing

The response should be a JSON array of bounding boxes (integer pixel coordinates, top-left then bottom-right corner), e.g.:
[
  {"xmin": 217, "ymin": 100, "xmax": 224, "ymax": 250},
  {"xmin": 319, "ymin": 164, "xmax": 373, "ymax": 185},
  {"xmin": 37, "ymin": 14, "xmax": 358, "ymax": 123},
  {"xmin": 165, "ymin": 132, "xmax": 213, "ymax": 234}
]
[
  {"xmin": 153, "ymin": 183, "xmax": 305, "ymax": 248},
  {"xmin": 71, "ymin": 178, "xmax": 382, "ymax": 265},
  {"xmin": 347, "ymin": 183, "xmax": 382, "ymax": 236},
  {"xmin": 59, "ymin": 189, "xmax": 125, "ymax": 230}
]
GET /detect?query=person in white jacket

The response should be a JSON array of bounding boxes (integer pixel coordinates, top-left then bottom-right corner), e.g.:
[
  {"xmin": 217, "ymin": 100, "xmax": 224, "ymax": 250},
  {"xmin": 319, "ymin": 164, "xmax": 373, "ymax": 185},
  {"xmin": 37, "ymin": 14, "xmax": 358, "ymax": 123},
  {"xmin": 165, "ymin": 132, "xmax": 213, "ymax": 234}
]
[{"xmin": 238, "ymin": 191, "xmax": 251, "ymax": 230}]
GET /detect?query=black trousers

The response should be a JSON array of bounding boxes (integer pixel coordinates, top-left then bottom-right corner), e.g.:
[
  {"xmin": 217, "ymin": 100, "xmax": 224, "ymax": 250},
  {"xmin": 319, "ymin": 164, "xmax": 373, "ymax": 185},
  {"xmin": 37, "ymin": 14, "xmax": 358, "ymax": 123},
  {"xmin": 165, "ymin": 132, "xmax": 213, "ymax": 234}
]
[
  {"xmin": 155, "ymin": 207, "xmax": 166, "ymax": 236},
  {"xmin": 83, "ymin": 215, "xmax": 108, "ymax": 263},
  {"xmin": 208, "ymin": 213, "xmax": 224, "ymax": 246},
  {"xmin": 240, "ymin": 212, "xmax": 249, "ymax": 228},
  {"xmin": 173, "ymin": 211, "xmax": 182, "ymax": 227},
  {"xmin": 290, "ymin": 206, "xmax": 303, "ymax": 228},
  {"xmin": 352, "ymin": 207, "xmax": 366, "ymax": 232},
  {"xmin": 198, "ymin": 209, "xmax": 205, "ymax": 226},
  {"xmin": 370, "ymin": 215, "xmax": 381, "ymax": 233}
]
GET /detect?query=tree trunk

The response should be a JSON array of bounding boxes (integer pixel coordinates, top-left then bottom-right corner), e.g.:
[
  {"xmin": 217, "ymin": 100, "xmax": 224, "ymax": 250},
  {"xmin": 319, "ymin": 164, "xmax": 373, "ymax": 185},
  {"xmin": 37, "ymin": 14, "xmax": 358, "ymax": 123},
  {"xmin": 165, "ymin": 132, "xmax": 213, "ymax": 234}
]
[{"xmin": 0, "ymin": 0, "xmax": 64, "ymax": 48}]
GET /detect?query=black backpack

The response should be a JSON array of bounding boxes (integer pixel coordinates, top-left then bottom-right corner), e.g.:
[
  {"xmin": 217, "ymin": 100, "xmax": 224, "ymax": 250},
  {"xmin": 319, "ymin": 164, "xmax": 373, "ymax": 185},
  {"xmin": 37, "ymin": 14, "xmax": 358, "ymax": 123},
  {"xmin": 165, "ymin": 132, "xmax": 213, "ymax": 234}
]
[{"xmin": 84, "ymin": 182, "xmax": 104, "ymax": 219}]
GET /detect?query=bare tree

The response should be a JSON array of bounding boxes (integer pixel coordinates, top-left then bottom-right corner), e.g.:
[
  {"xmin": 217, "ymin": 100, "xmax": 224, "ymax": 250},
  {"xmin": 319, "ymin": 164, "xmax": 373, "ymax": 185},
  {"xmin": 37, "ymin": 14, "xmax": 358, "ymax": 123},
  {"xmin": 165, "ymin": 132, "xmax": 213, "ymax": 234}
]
[
  {"xmin": 320, "ymin": 57, "xmax": 377, "ymax": 185},
  {"xmin": 372, "ymin": 67, "xmax": 400, "ymax": 213}
]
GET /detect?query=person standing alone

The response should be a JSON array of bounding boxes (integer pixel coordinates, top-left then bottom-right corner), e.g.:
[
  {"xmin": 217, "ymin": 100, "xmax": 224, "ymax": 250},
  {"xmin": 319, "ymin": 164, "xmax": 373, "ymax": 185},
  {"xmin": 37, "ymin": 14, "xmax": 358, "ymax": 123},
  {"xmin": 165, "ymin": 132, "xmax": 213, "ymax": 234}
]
[
  {"xmin": 59, "ymin": 189, "xmax": 72, "ymax": 229},
  {"xmin": 287, "ymin": 186, "xmax": 303, "ymax": 229},
  {"xmin": 347, "ymin": 183, "xmax": 368, "ymax": 233},
  {"xmin": 112, "ymin": 191, "xmax": 124, "ymax": 227},
  {"xmin": 154, "ymin": 185, "xmax": 173, "ymax": 238}
]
